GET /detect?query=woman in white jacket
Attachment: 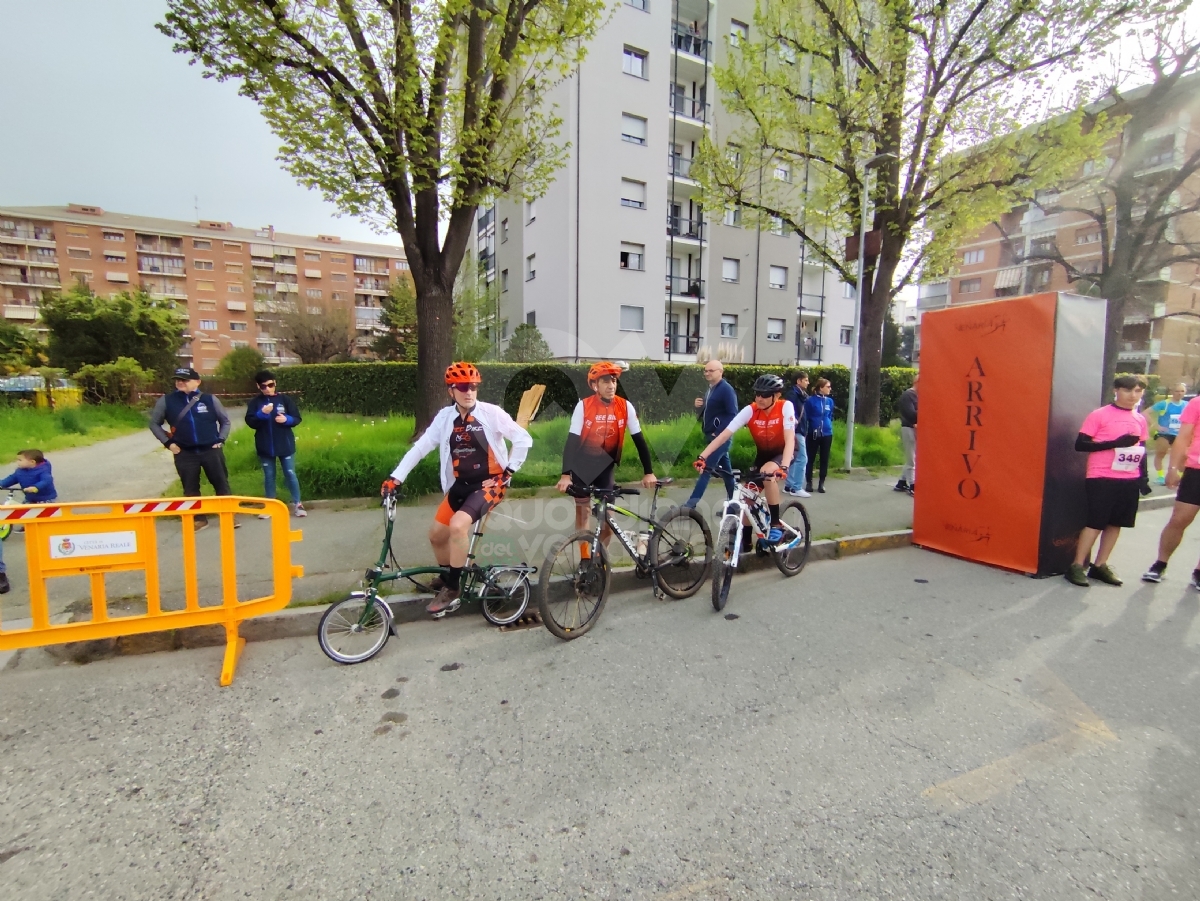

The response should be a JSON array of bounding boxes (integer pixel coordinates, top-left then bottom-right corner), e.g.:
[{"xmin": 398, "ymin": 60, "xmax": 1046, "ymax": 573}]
[{"xmin": 384, "ymin": 363, "xmax": 532, "ymax": 614}]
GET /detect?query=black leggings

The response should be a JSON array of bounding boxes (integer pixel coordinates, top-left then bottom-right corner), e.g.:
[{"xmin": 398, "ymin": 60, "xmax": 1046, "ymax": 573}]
[{"xmin": 806, "ymin": 434, "xmax": 832, "ymax": 485}]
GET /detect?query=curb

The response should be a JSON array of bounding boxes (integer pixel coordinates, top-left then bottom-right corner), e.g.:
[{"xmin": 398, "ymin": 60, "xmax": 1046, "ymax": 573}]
[
  {"xmin": 1140, "ymin": 494, "xmax": 1176, "ymax": 511},
  {"xmin": 39, "ymin": 528, "xmax": 916, "ymax": 662}
]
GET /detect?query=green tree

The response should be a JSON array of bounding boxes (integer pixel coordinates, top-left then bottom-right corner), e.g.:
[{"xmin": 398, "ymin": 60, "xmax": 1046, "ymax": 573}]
[
  {"xmin": 213, "ymin": 345, "xmax": 267, "ymax": 389},
  {"xmin": 38, "ymin": 283, "xmax": 185, "ymax": 377},
  {"xmin": 74, "ymin": 357, "xmax": 155, "ymax": 405},
  {"xmin": 0, "ymin": 320, "xmax": 44, "ymax": 375},
  {"xmin": 373, "ymin": 277, "xmax": 418, "ymax": 362},
  {"xmin": 277, "ymin": 297, "xmax": 355, "ymax": 364},
  {"xmin": 502, "ymin": 323, "xmax": 553, "ymax": 362},
  {"xmin": 454, "ymin": 270, "xmax": 497, "ymax": 362},
  {"xmin": 159, "ymin": 0, "xmax": 607, "ymax": 429},
  {"xmin": 695, "ymin": 0, "xmax": 1155, "ymax": 423}
]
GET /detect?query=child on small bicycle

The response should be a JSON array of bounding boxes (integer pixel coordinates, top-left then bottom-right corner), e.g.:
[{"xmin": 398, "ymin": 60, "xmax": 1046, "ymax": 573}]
[
  {"xmin": 555, "ymin": 361, "xmax": 657, "ymax": 555},
  {"xmin": 0, "ymin": 448, "xmax": 58, "ymax": 504},
  {"xmin": 383, "ymin": 363, "xmax": 532, "ymax": 615},
  {"xmin": 694, "ymin": 374, "xmax": 795, "ymax": 545}
]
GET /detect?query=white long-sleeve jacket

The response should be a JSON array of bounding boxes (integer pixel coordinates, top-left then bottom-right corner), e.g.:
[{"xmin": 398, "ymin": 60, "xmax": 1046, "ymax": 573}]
[{"xmin": 390, "ymin": 402, "xmax": 532, "ymax": 493}]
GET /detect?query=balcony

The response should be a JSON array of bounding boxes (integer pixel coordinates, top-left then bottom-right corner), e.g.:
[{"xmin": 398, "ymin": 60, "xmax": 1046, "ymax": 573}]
[
  {"xmin": 798, "ymin": 294, "xmax": 827, "ymax": 318},
  {"xmin": 274, "ymin": 262, "xmax": 297, "ymax": 275},
  {"xmin": 477, "ymin": 207, "xmax": 494, "ymax": 233},
  {"xmin": 29, "ymin": 272, "xmax": 61, "ymax": 287},
  {"xmin": 1117, "ymin": 338, "xmax": 1161, "ymax": 362},
  {"xmin": 797, "ymin": 337, "xmax": 822, "ymax": 361},
  {"xmin": 0, "ymin": 225, "xmax": 54, "ymax": 242},
  {"xmin": 355, "ymin": 277, "xmax": 389, "ymax": 294},
  {"xmin": 671, "ymin": 22, "xmax": 710, "ymax": 60},
  {"xmin": 3, "ymin": 304, "xmax": 38, "ymax": 320},
  {"xmin": 669, "ymin": 92, "xmax": 708, "ymax": 122},
  {"xmin": 667, "ymin": 216, "xmax": 705, "ymax": 242},
  {"xmin": 665, "ymin": 333, "xmax": 701, "ymax": 355},
  {"xmin": 668, "ymin": 153, "xmax": 696, "ymax": 181},
  {"xmin": 276, "ymin": 282, "xmax": 299, "ymax": 293},
  {"xmin": 665, "ymin": 274, "xmax": 705, "ymax": 298},
  {"xmin": 0, "ymin": 246, "xmax": 24, "ymax": 262},
  {"xmin": 135, "ymin": 241, "xmax": 184, "ymax": 256},
  {"xmin": 354, "ymin": 259, "xmax": 388, "ymax": 275}
]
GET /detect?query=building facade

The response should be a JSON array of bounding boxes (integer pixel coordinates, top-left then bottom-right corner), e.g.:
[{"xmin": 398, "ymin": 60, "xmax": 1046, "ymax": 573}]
[
  {"xmin": 477, "ymin": 0, "xmax": 855, "ymax": 367},
  {"xmin": 0, "ymin": 204, "xmax": 409, "ymax": 373}
]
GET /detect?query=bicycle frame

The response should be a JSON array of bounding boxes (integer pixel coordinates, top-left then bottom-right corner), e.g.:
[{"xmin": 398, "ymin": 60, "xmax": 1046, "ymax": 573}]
[
  {"xmin": 710, "ymin": 469, "xmax": 804, "ymax": 571},
  {"xmin": 585, "ymin": 484, "xmax": 668, "ymax": 575}
]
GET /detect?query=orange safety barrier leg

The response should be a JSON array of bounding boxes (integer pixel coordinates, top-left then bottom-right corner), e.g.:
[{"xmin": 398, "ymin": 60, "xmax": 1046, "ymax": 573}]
[{"xmin": 220, "ymin": 621, "xmax": 246, "ymax": 687}]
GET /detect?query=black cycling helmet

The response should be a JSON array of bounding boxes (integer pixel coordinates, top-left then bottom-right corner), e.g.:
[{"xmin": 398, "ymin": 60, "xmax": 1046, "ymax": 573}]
[{"xmin": 753, "ymin": 373, "xmax": 785, "ymax": 395}]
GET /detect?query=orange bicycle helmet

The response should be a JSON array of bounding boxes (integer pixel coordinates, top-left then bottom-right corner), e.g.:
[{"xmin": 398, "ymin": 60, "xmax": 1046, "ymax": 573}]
[
  {"xmin": 444, "ymin": 362, "xmax": 481, "ymax": 385},
  {"xmin": 587, "ymin": 361, "xmax": 624, "ymax": 383}
]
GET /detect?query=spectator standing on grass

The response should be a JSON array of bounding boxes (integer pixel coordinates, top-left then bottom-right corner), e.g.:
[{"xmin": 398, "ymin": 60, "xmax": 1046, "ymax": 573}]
[
  {"xmin": 684, "ymin": 359, "xmax": 739, "ymax": 509},
  {"xmin": 245, "ymin": 371, "xmax": 306, "ymax": 519},
  {"xmin": 1142, "ymin": 388, "xmax": 1200, "ymax": 586},
  {"xmin": 1065, "ymin": 375, "xmax": 1151, "ymax": 587},
  {"xmin": 149, "ymin": 367, "xmax": 235, "ymax": 532},
  {"xmin": 803, "ymin": 379, "xmax": 835, "ymax": 494},
  {"xmin": 783, "ymin": 371, "xmax": 811, "ymax": 497},
  {"xmin": 896, "ymin": 375, "xmax": 918, "ymax": 494}
]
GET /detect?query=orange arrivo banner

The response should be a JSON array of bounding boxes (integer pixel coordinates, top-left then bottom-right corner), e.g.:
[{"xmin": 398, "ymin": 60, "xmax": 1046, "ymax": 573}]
[{"xmin": 912, "ymin": 292, "xmax": 1106, "ymax": 575}]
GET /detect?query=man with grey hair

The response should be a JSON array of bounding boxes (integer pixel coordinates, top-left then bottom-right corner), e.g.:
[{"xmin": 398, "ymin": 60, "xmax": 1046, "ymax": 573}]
[{"xmin": 685, "ymin": 359, "xmax": 738, "ymax": 508}]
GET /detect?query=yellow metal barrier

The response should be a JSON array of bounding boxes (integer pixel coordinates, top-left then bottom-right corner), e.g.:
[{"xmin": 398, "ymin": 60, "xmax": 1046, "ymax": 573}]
[{"xmin": 0, "ymin": 496, "xmax": 303, "ymax": 685}]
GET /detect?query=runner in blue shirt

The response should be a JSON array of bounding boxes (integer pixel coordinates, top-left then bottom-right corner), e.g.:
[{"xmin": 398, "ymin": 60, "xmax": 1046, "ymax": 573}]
[{"xmin": 1150, "ymin": 383, "xmax": 1188, "ymax": 484}]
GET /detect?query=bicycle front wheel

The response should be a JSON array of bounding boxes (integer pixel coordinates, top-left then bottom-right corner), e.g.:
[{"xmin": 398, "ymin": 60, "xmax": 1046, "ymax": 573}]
[
  {"xmin": 649, "ymin": 505, "xmax": 712, "ymax": 599},
  {"xmin": 479, "ymin": 567, "xmax": 531, "ymax": 626},
  {"xmin": 711, "ymin": 517, "xmax": 738, "ymax": 612},
  {"xmin": 537, "ymin": 529, "xmax": 610, "ymax": 640},
  {"xmin": 774, "ymin": 500, "xmax": 812, "ymax": 577},
  {"xmin": 318, "ymin": 593, "xmax": 393, "ymax": 664}
]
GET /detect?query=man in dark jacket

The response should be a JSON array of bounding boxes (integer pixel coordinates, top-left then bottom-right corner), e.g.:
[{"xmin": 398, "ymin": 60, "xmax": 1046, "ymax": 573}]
[
  {"xmin": 685, "ymin": 359, "xmax": 739, "ymax": 508},
  {"xmin": 896, "ymin": 375, "xmax": 918, "ymax": 494},
  {"xmin": 783, "ymin": 371, "xmax": 811, "ymax": 497},
  {"xmin": 246, "ymin": 370, "xmax": 306, "ymax": 517},
  {"xmin": 149, "ymin": 367, "xmax": 233, "ymax": 530}
]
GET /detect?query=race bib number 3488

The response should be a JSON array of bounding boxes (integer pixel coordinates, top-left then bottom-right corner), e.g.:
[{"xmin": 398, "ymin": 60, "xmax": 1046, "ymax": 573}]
[{"xmin": 1112, "ymin": 446, "xmax": 1145, "ymax": 473}]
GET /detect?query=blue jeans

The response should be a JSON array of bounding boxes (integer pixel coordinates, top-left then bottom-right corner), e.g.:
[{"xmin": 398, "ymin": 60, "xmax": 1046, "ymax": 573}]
[
  {"xmin": 260, "ymin": 455, "xmax": 302, "ymax": 505},
  {"xmin": 686, "ymin": 439, "xmax": 737, "ymax": 506},
  {"xmin": 784, "ymin": 433, "xmax": 808, "ymax": 491}
]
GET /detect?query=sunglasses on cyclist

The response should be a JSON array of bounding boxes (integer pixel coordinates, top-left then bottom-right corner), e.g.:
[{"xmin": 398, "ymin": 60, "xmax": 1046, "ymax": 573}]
[
  {"xmin": 259, "ymin": 381, "xmax": 276, "ymax": 388},
  {"xmin": 451, "ymin": 382, "xmax": 480, "ymax": 392},
  {"xmin": 754, "ymin": 391, "xmax": 776, "ymax": 398}
]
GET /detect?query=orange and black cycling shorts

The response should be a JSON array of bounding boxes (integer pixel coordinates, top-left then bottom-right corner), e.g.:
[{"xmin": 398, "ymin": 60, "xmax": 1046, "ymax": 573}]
[{"xmin": 435, "ymin": 477, "xmax": 503, "ymax": 525}]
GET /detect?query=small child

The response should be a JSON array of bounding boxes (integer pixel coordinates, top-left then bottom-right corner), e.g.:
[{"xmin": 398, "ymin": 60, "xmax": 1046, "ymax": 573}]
[
  {"xmin": 1066, "ymin": 376, "xmax": 1151, "ymax": 587},
  {"xmin": 0, "ymin": 448, "xmax": 58, "ymax": 504}
]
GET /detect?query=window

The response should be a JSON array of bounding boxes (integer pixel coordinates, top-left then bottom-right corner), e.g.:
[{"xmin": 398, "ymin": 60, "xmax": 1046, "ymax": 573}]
[
  {"xmin": 619, "ymin": 304, "xmax": 645, "ymax": 331},
  {"xmin": 502, "ymin": 269, "xmax": 509, "ymax": 292},
  {"xmin": 962, "ymin": 249, "xmax": 985, "ymax": 265},
  {"xmin": 1031, "ymin": 268, "xmax": 1051, "ymax": 288},
  {"xmin": 840, "ymin": 326, "xmax": 853, "ymax": 346},
  {"xmin": 843, "ymin": 282, "xmax": 856, "ymax": 298},
  {"xmin": 198, "ymin": 319, "xmax": 218, "ymax": 331},
  {"xmin": 332, "ymin": 272, "xmax": 347, "ymax": 282},
  {"xmin": 769, "ymin": 265, "xmax": 788, "ymax": 289},
  {"xmin": 720, "ymin": 314, "xmax": 738, "ymax": 337},
  {"xmin": 103, "ymin": 231, "xmax": 124, "ymax": 242},
  {"xmin": 623, "ymin": 47, "xmax": 647, "ymax": 78},
  {"xmin": 223, "ymin": 241, "xmax": 242, "ymax": 251},
  {"xmin": 959, "ymin": 278, "xmax": 982, "ymax": 293},
  {"xmin": 67, "ymin": 247, "xmax": 91, "ymax": 259},
  {"xmin": 230, "ymin": 322, "xmax": 247, "ymax": 331},
  {"xmin": 196, "ymin": 300, "xmax": 217, "ymax": 311},
  {"xmin": 66, "ymin": 226, "xmax": 88, "ymax": 238},
  {"xmin": 525, "ymin": 254, "xmax": 536, "ymax": 281},
  {"xmin": 526, "ymin": 311, "xmax": 537, "ymax": 326},
  {"xmin": 106, "ymin": 271, "xmax": 130, "ymax": 283},
  {"xmin": 730, "ymin": 19, "xmax": 749, "ymax": 47},
  {"xmin": 306, "ymin": 288, "xmax": 323, "ymax": 299},
  {"xmin": 526, "ymin": 199, "xmax": 537, "ymax": 224},
  {"xmin": 70, "ymin": 269, "xmax": 92, "ymax": 285},
  {"xmin": 723, "ymin": 207, "xmax": 742, "ymax": 227},
  {"xmin": 769, "ymin": 216, "xmax": 786, "ymax": 236},
  {"xmin": 620, "ymin": 242, "xmax": 645, "ymax": 270},
  {"xmin": 330, "ymin": 254, "xmax": 346, "ymax": 264},
  {"xmin": 501, "ymin": 218, "xmax": 509, "ymax": 242},
  {"xmin": 104, "ymin": 251, "xmax": 126, "ymax": 262},
  {"xmin": 331, "ymin": 292, "xmax": 346, "ymax": 301},
  {"xmin": 196, "ymin": 280, "xmax": 215, "ymax": 292},
  {"xmin": 626, "ymin": 0, "xmax": 648, "ymax": 9},
  {"xmin": 1075, "ymin": 229, "xmax": 1101, "ymax": 245},
  {"xmin": 304, "ymin": 251, "xmax": 321, "ymax": 261},
  {"xmin": 193, "ymin": 239, "xmax": 211, "ymax": 250},
  {"xmin": 500, "ymin": 319, "xmax": 509, "ymax": 340},
  {"xmin": 767, "ymin": 318, "xmax": 785, "ymax": 341},
  {"xmin": 225, "ymin": 262, "xmax": 243, "ymax": 274},
  {"xmin": 777, "ymin": 39, "xmax": 796, "ymax": 64},
  {"xmin": 395, "ymin": 259, "xmax": 409, "ymax": 270},
  {"xmin": 722, "ymin": 258, "xmax": 740, "ymax": 282},
  {"xmin": 227, "ymin": 283, "xmax": 244, "ymax": 293},
  {"xmin": 773, "ymin": 160, "xmax": 791, "ymax": 182},
  {"xmin": 621, "ymin": 114, "xmax": 648, "ymax": 147},
  {"xmin": 620, "ymin": 179, "xmax": 647, "ymax": 209},
  {"xmin": 194, "ymin": 260, "xmax": 214, "ymax": 270}
]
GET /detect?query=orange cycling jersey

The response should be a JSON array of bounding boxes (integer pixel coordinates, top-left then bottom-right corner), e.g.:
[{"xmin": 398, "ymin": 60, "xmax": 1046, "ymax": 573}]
[
  {"xmin": 743, "ymin": 400, "xmax": 790, "ymax": 455},
  {"xmin": 577, "ymin": 394, "xmax": 630, "ymax": 459},
  {"xmin": 449, "ymin": 412, "xmax": 503, "ymax": 481}
]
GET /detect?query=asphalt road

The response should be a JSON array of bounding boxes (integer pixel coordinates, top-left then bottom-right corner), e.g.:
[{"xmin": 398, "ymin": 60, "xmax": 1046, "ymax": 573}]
[{"xmin": 2, "ymin": 506, "xmax": 1198, "ymax": 900}]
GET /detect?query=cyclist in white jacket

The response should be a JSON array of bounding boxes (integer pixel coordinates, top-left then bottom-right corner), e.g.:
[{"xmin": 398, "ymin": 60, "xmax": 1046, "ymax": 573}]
[{"xmin": 383, "ymin": 362, "xmax": 532, "ymax": 614}]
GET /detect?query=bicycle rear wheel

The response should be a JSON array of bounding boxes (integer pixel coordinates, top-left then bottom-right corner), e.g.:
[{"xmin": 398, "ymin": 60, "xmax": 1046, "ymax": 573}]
[
  {"xmin": 479, "ymin": 567, "xmax": 531, "ymax": 626},
  {"xmin": 648, "ymin": 505, "xmax": 712, "ymax": 599},
  {"xmin": 537, "ymin": 530, "xmax": 610, "ymax": 640},
  {"xmin": 774, "ymin": 500, "xmax": 811, "ymax": 577},
  {"xmin": 318, "ymin": 593, "xmax": 393, "ymax": 664},
  {"xmin": 711, "ymin": 517, "xmax": 738, "ymax": 612}
]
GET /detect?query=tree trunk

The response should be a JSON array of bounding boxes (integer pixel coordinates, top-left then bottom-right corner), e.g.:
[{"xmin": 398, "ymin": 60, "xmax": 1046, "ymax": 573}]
[
  {"xmin": 856, "ymin": 248, "xmax": 902, "ymax": 426},
  {"xmin": 413, "ymin": 282, "xmax": 456, "ymax": 433},
  {"xmin": 1102, "ymin": 295, "xmax": 1126, "ymax": 404}
]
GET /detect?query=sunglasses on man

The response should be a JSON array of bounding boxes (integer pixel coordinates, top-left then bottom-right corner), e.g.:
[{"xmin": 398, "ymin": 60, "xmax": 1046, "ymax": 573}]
[
  {"xmin": 259, "ymin": 381, "xmax": 276, "ymax": 389},
  {"xmin": 451, "ymin": 382, "xmax": 480, "ymax": 392}
]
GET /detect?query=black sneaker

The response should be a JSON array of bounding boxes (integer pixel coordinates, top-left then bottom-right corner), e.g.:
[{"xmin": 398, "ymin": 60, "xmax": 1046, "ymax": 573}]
[
  {"xmin": 0, "ymin": 572, "xmax": 9, "ymax": 594},
  {"xmin": 1142, "ymin": 561, "xmax": 1167, "ymax": 583},
  {"xmin": 893, "ymin": 479, "xmax": 909, "ymax": 492}
]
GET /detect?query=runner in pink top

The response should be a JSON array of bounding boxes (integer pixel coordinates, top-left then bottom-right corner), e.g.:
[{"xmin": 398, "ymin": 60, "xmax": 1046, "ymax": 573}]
[
  {"xmin": 1143, "ymin": 394, "xmax": 1200, "ymax": 586},
  {"xmin": 1066, "ymin": 375, "xmax": 1150, "ymax": 588}
]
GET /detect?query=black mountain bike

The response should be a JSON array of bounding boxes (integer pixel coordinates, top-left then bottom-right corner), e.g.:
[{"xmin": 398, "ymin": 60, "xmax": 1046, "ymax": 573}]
[
  {"xmin": 706, "ymin": 466, "xmax": 811, "ymax": 612},
  {"xmin": 317, "ymin": 486, "xmax": 536, "ymax": 664},
  {"xmin": 537, "ymin": 477, "xmax": 712, "ymax": 640}
]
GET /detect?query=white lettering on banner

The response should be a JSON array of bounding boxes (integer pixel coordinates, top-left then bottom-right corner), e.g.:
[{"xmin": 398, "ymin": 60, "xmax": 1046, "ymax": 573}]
[
  {"xmin": 1111, "ymin": 447, "xmax": 1145, "ymax": 473},
  {"xmin": 49, "ymin": 530, "xmax": 138, "ymax": 559}
]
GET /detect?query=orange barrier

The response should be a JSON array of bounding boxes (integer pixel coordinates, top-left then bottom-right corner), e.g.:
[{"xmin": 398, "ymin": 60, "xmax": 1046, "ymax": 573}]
[{"xmin": 0, "ymin": 496, "xmax": 303, "ymax": 685}]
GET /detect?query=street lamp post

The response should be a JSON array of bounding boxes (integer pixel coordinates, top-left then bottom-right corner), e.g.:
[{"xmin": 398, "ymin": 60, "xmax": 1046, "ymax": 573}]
[{"xmin": 844, "ymin": 151, "xmax": 897, "ymax": 473}]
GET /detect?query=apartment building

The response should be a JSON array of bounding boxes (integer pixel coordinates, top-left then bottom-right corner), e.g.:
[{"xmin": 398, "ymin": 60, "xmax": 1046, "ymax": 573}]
[
  {"xmin": 477, "ymin": 0, "xmax": 854, "ymax": 367},
  {"xmin": 0, "ymin": 204, "xmax": 408, "ymax": 373},
  {"xmin": 919, "ymin": 75, "xmax": 1200, "ymax": 384}
]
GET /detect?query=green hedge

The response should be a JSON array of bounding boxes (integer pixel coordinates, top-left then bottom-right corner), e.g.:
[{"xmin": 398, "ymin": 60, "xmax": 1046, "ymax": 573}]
[{"xmin": 275, "ymin": 362, "xmax": 920, "ymax": 425}]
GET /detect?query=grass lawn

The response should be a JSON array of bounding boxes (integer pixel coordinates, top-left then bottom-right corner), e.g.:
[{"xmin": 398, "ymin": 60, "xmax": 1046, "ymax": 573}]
[
  {"xmin": 0, "ymin": 404, "xmax": 147, "ymax": 463},
  {"xmin": 164, "ymin": 411, "xmax": 905, "ymax": 500}
]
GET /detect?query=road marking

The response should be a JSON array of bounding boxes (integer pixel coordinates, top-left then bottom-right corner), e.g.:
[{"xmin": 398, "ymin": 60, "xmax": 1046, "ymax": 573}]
[{"xmin": 923, "ymin": 664, "xmax": 1117, "ymax": 810}]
